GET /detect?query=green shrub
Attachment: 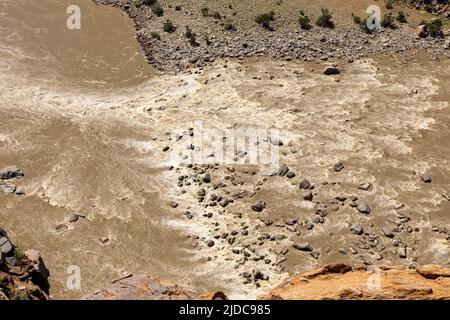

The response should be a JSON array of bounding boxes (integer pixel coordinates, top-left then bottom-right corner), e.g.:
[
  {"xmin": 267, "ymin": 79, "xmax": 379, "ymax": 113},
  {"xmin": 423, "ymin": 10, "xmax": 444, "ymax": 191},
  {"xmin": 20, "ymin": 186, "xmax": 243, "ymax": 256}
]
[
  {"xmin": 299, "ymin": 11, "xmax": 312, "ymax": 30},
  {"xmin": 143, "ymin": 0, "xmax": 157, "ymax": 6},
  {"xmin": 185, "ymin": 26, "xmax": 198, "ymax": 46},
  {"xmin": 201, "ymin": 7, "xmax": 209, "ymax": 17},
  {"xmin": 425, "ymin": 3, "xmax": 434, "ymax": 13},
  {"xmin": 212, "ymin": 11, "xmax": 222, "ymax": 20},
  {"xmin": 428, "ymin": 19, "xmax": 444, "ymax": 37},
  {"xmin": 421, "ymin": 19, "xmax": 444, "ymax": 37},
  {"xmin": 224, "ymin": 22, "xmax": 236, "ymax": 31},
  {"xmin": 382, "ymin": 12, "xmax": 396, "ymax": 29},
  {"xmin": 204, "ymin": 35, "xmax": 212, "ymax": 45},
  {"xmin": 14, "ymin": 246, "xmax": 25, "ymax": 265},
  {"xmin": 15, "ymin": 291, "xmax": 29, "ymax": 300},
  {"xmin": 256, "ymin": 11, "xmax": 275, "ymax": 30},
  {"xmin": 385, "ymin": 0, "xmax": 393, "ymax": 9},
  {"xmin": 316, "ymin": 8, "xmax": 334, "ymax": 28},
  {"xmin": 352, "ymin": 14, "xmax": 374, "ymax": 33},
  {"xmin": 151, "ymin": 3, "xmax": 164, "ymax": 16},
  {"xmin": 163, "ymin": 19, "xmax": 176, "ymax": 33},
  {"xmin": 175, "ymin": 5, "xmax": 182, "ymax": 11},
  {"xmin": 150, "ymin": 31, "xmax": 161, "ymax": 40},
  {"xmin": 352, "ymin": 13, "xmax": 362, "ymax": 25},
  {"xmin": 397, "ymin": 11, "xmax": 407, "ymax": 23}
]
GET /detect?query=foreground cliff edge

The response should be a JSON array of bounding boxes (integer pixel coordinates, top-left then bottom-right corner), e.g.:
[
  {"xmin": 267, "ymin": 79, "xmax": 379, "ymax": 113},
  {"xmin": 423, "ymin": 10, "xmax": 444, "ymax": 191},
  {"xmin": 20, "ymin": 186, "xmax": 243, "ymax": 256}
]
[
  {"xmin": 1, "ymin": 228, "xmax": 449, "ymax": 300},
  {"xmin": 0, "ymin": 228, "xmax": 50, "ymax": 300},
  {"xmin": 260, "ymin": 263, "xmax": 450, "ymax": 300},
  {"xmin": 81, "ymin": 263, "xmax": 450, "ymax": 300}
]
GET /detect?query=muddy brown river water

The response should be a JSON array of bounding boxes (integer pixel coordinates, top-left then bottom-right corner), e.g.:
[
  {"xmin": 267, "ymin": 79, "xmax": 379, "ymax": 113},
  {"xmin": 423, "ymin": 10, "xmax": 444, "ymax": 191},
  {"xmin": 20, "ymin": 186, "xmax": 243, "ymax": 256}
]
[{"xmin": 0, "ymin": 0, "xmax": 449, "ymax": 299}]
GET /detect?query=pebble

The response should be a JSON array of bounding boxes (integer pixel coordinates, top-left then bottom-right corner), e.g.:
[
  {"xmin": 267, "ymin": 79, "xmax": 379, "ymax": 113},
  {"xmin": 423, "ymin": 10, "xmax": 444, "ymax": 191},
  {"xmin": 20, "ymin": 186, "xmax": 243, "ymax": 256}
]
[
  {"xmin": 219, "ymin": 198, "xmax": 229, "ymax": 207},
  {"xmin": 350, "ymin": 223, "xmax": 363, "ymax": 235},
  {"xmin": 357, "ymin": 203, "xmax": 371, "ymax": 214},
  {"xmin": 442, "ymin": 192, "xmax": 450, "ymax": 201},
  {"xmin": 270, "ymin": 138, "xmax": 284, "ymax": 146},
  {"xmin": 323, "ymin": 67, "xmax": 341, "ymax": 75},
  {"xmin": 333, "ymin": 162, "xmax": 345, "ymax": 172},
  {"xmin": 251, "ymin": 201, "xmax": 265, "ymax": 212},
  {"xmin": 197, "ymin": 188, "xmax": 206, "ymax": 197},
  {"xmin": 253, "ymin": 269, "xmax": 264, "ymax": 280},
  {"xmin": 69, "ymin": 213, "xmax": 85, "ymax": 223},
  {"xmin": 285, "ymin": 218, "xmax": 297, "ymax": 226},
  {"xmin": 293, "ymin": 242, "xmax": 313, "ymax": 252},
  {"xmin": 278, "ymin": 164, "xmax": 289, "ymax": 176},
  {"xmin": 358, "ymin": 182, "xmax": 373, "ymax": 191},
  {"xmin": 303, "ymin": 191, "xmax": 313, "ymax": 201},
  {"xmin": 202, "ymin": 173, "xmax": 211, "ymax": 183},
  {"xmin": 55, "ymin": 224, "xmax": 68, "ymax": 232},
  {"xmin": 381, "ymin": 227, "xmax": 394, "ymax": 238},
  {"xmin": 286, "ymin": 171, "xmax": 296, "ymax": 179},
  {"xmin": 421, "ymin": 174, "xmax": 432, "ymax": 183},
  {"xmin": 299, "ymin": 179, "xmax": 311, "ymax": 189}
]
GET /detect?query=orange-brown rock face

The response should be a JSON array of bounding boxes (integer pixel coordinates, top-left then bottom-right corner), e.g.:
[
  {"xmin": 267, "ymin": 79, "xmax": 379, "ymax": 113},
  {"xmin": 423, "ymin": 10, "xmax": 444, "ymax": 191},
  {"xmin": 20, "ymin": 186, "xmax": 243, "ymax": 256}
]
[{"xmin": 261, "ymin": 264, "xmax": 450, "ymax": 300}]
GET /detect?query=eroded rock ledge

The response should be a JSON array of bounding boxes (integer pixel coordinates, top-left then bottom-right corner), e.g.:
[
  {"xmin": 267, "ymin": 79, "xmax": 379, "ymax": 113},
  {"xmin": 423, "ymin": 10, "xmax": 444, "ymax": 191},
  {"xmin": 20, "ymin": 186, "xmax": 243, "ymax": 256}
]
[
  {"xmin": 81, "ymin": 263, "xmax": 450, "ymax": 300},
  {"xmin": 0, "ymin": 228, "xmax": 50, "ymax": 300},
  {"xmin": 260, "ymin": 263, "xmax": 450, "ymax": 300},
  {"xmin": 81, "ymin": 274, "xmax": 227, "ymax": 300}
]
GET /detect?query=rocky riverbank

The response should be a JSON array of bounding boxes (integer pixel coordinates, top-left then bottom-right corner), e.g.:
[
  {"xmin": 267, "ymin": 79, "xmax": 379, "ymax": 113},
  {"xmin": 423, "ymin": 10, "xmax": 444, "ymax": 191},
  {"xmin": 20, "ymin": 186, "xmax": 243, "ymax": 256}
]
[
  {"xmin": 94, "ymin": 0, "xmax": 449, "ymax": 71},
  {"xmin": 1, "ymin": 54, "xmax": 449, "ymax": 299},
  {"xmin": 407, "ymin": 0, "xmax": 450, "ymax": 18},
  {"xmin": 0, "ymin": 228, "xmax": 50, "ymax": 300}
]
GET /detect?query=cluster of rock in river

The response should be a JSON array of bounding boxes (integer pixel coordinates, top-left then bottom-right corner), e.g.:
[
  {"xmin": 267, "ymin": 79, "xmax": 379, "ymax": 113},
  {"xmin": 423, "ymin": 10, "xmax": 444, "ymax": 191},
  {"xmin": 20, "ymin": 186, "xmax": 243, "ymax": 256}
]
[{"xmin": 162, "ymin": 130, "xmax": 450, "ymax": 290}]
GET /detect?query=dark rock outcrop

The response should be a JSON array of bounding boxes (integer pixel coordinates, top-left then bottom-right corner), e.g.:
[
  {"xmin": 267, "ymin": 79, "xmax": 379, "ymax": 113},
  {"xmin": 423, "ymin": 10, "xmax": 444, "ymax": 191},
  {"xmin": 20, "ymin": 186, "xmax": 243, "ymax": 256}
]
[{"xmin": 0, "ymin": 228, "xmax": 50, "ymax": 300}]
